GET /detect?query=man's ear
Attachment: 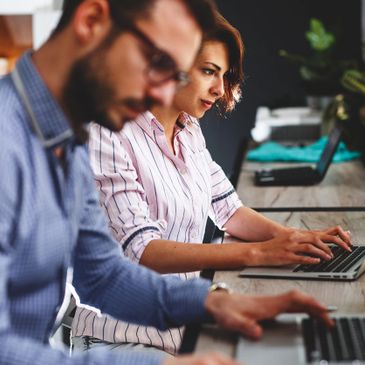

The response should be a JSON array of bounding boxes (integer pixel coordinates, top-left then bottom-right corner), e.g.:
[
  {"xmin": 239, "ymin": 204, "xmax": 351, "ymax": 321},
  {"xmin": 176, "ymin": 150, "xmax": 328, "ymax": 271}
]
[{"xmin": 71, "ymin": 0, "xmax": 112, "ymax": 46}]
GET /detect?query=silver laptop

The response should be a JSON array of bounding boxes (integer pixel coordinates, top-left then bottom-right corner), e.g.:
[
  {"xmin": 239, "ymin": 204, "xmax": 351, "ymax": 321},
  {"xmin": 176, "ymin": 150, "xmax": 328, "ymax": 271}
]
[
  {"xmin": 240, "ymin": 245, "xmax": 365, "ymax": 281},
  {"xmin": 235, "ymin": 313, "xmax": 365, "ymax": 365}
]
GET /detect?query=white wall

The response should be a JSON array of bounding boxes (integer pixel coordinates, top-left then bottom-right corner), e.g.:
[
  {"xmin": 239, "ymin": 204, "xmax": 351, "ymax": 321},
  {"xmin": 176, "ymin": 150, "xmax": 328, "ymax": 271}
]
[
  {"xmin": 0, "ymin": 1, "xmax": 62, "ymax": 50},
  {"xmin": 33, "ymin": 10, "xmax": 61, "ymax": 49},
  {"xmin": 0, "ymin": 0, "xmax": 55, "ymax": 14}
]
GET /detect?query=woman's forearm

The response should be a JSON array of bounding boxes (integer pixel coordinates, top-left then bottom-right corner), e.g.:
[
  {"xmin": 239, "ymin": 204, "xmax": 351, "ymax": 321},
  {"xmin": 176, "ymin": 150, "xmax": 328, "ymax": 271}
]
[
  {"xmin": 223, "ymin": 206, "xmax": 288, "ymax": 242},
  {"xmin": 139, "ymin": 239, "xmax": 256, "ymax": 274},
  {"xmin": 139, "ymin": 223, "xmax": 351, "ymax": 273}
]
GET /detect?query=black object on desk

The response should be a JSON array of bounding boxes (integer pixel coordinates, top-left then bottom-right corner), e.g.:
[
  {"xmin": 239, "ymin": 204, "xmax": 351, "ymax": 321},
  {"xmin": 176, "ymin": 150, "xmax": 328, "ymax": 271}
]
[{"xmin": 254, "ymin": 125, "xmax": 342, "ymax": 186}]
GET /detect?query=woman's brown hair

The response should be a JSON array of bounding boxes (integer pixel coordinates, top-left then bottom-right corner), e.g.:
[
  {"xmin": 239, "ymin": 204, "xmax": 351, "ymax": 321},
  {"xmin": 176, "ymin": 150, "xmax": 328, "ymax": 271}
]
[{"xmin": 203, "ymin": 11, "xmax": 244, "ymax": 113}]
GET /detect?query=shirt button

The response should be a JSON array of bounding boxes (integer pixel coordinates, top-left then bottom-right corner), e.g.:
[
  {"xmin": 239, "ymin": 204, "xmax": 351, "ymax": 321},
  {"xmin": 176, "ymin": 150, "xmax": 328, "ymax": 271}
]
[{"xmin": 179, "ymin": 167, "xmax": 187, "ymax": 174}]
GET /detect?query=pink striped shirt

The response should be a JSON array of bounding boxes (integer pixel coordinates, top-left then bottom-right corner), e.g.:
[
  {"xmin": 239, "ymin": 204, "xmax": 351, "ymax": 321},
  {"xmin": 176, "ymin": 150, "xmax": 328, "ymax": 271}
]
[{"xmin": 72, "ymin": 111, "xmax": 242, "ymax": 354}]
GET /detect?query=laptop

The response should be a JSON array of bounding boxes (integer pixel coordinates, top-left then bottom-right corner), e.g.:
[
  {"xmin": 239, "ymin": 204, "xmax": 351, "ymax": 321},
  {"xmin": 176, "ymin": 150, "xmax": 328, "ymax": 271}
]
[
  {"xmin": 235, "ymin": 313, "xmax": 365, "ymax": 365},
  {"xmin": 240, "ymin": 245, "xmax": 365, "ymax": 281},
  {"xmin": 254, "ymin": 126, "xmax": 343, "ymax": 186}
]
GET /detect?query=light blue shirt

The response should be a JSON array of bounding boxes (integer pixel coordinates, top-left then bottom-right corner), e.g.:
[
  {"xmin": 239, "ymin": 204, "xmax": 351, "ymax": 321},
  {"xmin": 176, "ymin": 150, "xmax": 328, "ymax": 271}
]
[{"xmin": 0, "ymin": 52, "xmax": 210, "ymax": 365}]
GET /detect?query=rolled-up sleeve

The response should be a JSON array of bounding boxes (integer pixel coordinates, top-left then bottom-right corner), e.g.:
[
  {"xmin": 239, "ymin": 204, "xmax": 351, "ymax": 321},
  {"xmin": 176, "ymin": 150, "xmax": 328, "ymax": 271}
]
[{"xmin": 88, "ymin": 124, "xmax": 163, "ymax": 262}]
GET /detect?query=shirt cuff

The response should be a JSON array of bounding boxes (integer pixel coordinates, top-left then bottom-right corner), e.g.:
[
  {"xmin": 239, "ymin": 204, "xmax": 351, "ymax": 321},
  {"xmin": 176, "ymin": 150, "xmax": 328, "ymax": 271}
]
[
  {"xmin": 121, "ymin": 225, "xmax": 163, "ymax": 263},
  {"xmin": 213, "ymin": 191, "xmax": 243, "ymax": 229},
  {"xmin": 163, "ymin": 277, "xmax": 211, "ymax": 327}
]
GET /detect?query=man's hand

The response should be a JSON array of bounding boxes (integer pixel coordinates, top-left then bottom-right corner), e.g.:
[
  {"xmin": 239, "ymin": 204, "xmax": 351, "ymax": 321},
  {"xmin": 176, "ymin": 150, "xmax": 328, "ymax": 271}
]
[
  {"xmin": 205, "ymin": 289, "xmax": 334, "ymax": 340},
  {"xmin": 163, "ymin": 352, "xmax": 242, "ymax": 365},
  {"xmin": 249, "ymin": 225, "xmax": 352, "ymax": 266}
]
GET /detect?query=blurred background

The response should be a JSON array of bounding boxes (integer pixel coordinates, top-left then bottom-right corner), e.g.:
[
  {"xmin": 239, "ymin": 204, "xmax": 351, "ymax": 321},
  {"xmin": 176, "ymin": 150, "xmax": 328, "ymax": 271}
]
[{"xmin": 202, "ymin": 0, "xmax": 363, "ymax": 176}]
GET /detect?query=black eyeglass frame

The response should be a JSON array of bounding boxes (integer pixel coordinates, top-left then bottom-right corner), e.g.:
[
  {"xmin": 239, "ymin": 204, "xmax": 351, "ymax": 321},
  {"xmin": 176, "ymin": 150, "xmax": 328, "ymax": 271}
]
[{"xmin": 111, "ymin": 16, "xmax": 191, "ymax": 89}]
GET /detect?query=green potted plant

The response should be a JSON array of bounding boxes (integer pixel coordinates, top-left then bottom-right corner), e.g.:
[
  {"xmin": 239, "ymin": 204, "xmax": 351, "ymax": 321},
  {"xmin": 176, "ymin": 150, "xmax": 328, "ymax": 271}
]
[
  {"xmin": 321, "ymin": 68, "xmax": 365, "ymax": 157},
  {"xmin": 339, "ymin": 69, "xmax": 365, "ymax": 156},
  {"xmin": 342, "ymin": 69, "xmax": 365, "ymax": 96},
  {"xmin": 280, "ymin": 18, "xmax": 356, "ymax": 109}
]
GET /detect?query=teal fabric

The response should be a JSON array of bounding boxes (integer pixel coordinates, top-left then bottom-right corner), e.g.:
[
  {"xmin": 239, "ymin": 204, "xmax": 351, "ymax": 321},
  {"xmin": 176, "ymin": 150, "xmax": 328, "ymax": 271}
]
[{"xmin": 247, "ymin": 136, "xmax": 362, "ymax": 163}]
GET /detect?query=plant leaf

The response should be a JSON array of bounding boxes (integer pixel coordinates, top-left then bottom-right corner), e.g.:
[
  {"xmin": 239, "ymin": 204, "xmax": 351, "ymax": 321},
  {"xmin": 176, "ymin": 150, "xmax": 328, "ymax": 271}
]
[{"xmin": 306, "ymin": 18, "xmax": 335, "ymax": 51}]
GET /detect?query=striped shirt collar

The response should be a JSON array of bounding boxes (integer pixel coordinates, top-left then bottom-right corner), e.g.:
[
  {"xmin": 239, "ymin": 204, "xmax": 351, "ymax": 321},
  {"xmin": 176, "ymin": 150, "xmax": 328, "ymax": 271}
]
[
  {"xmin": 135, "ymin": 111, "xmax": 195, "ymax": 140},
  {"xmin": 14, "ymin": 51, "xmax": 74, "ymax": 149}
]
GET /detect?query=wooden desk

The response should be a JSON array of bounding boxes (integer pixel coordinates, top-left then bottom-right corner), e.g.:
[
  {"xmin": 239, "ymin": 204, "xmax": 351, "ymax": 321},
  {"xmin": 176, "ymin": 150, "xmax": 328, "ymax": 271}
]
[
  {"xmin": 237, "ymin": 160, "xmax": 365, "ymax": 210},
  {"xmin": 194, "ymin": 211, "xmax": 365, "ymax": 357}
]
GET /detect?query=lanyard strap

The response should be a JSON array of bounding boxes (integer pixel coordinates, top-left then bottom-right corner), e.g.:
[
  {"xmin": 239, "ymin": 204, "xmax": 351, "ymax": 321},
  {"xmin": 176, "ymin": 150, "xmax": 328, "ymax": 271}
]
[{"xmin": 11, "ymin": 66, "xmax": 73, "ymax": 148}]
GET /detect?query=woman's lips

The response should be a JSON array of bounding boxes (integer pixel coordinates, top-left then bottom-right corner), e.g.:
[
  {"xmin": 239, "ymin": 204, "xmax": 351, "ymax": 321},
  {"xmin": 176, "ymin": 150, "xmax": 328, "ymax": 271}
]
[{"xmin": 201, "ymin": 99, "xmax": 214, "ymax": 109}]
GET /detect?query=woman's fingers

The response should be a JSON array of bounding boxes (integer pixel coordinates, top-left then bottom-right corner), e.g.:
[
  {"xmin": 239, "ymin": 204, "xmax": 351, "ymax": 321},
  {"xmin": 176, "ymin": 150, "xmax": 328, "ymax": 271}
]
[
  {"xmin": 321, "ymin": 233, "xmax": 352, "ymax": 252},
  {"xmin": 296, "ymin": 230, "xmax": 350, "ymax": 255},
  {"xmin": 289, "ymin": 253, "xmax": 321, "ymax": 265},
  {"xmin": 309, "ymin": 237, "xmax": 333, "ymax": 256},
  {"xmin": 325, "ymin": 225, "xmax": 353, "ymax": 246},
  {"xmin": 294, "ymin": 243, "xmax": 332, "ymax": 261}
]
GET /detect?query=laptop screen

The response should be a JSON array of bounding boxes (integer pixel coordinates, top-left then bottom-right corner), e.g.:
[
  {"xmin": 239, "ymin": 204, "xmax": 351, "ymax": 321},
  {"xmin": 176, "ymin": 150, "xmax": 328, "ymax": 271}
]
[{"xmin": 316, "ymin": 126, "xmax": 342, "ymax": 176}]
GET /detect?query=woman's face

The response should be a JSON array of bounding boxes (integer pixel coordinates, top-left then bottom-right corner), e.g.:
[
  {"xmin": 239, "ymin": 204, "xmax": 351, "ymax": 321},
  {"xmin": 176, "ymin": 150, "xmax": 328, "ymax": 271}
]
[{"xmin": 173, "ymin": 40, "xmax": 229, "ymax": 118}]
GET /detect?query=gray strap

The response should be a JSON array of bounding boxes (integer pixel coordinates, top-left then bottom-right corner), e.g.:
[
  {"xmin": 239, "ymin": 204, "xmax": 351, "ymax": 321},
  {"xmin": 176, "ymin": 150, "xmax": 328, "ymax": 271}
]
[{"xmin": 11, "ymin": 66, "xmax": 73, "ymax": 148}]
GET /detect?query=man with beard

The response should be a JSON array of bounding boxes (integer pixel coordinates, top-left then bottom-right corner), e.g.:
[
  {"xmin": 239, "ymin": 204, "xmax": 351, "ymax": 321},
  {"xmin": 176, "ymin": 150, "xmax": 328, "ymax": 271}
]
[{"xmin": 0, "ymin": 1, "xmax": 333, "ymax": 365}]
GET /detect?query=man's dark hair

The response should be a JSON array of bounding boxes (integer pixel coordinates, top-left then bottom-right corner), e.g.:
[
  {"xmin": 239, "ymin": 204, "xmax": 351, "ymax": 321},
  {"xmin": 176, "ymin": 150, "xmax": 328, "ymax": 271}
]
[{"xmin": 53, "ymin": 0, "xmax": 217, "ymax": 35}]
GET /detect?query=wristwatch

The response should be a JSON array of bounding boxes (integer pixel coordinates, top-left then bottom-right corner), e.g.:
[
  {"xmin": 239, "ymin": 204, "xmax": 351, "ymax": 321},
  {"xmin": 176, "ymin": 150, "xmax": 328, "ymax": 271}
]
[{"xmin": 208, "ymin": 282, "xmax": 232, "ymax": 294}]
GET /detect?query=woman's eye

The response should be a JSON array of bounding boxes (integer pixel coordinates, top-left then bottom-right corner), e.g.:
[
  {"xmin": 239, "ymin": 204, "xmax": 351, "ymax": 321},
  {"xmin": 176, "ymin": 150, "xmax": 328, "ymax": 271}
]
[{"xmin": 202, "ymin": 68, "xmax": 215, "ymax": 75}]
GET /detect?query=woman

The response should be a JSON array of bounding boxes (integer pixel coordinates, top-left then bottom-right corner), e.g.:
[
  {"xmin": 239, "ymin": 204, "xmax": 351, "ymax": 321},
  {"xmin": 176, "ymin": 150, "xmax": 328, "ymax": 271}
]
[{"xmin": 72, "ymin": 12, "xmax": 351, "ymax": 355}]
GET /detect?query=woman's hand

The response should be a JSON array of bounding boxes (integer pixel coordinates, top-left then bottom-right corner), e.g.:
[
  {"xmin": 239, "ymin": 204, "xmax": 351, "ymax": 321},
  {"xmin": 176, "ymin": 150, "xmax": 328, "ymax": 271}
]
[{"xmin": 248, "ymin": 225, "xmax": 352, "ymax": 266}]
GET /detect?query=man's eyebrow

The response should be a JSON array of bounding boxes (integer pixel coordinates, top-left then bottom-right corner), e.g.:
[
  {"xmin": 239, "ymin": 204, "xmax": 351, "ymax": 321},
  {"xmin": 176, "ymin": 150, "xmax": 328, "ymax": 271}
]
[{"xmin": 203, "ymin": 62, "xmax": 221, "ymax": 71}]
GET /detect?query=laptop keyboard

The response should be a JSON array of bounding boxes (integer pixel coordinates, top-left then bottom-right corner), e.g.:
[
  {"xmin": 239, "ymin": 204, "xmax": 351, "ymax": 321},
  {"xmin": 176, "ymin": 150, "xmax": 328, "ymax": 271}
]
[
  {"xmin": 293, "ymin": 245, "xmax": 365, "ymax": 273},
  {"xmin": 302, "ymin": 317, "xmax": 365, "ymax": 362}
]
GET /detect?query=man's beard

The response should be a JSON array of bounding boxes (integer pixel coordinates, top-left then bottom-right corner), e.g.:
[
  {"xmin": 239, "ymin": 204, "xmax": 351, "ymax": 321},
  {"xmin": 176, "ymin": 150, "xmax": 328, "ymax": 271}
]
[
  {"xmin": 62, "ymin": 35, "xmax": 156, "ymax": 144},
  {"xmin": 62, "ymin": 53, "xmax": 117, "ymax": 144}
]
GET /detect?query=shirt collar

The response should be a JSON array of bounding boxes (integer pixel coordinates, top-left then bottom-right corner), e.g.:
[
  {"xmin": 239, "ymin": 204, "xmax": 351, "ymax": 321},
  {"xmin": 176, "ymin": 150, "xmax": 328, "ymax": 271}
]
[
  {"xmin": 176, "ymin": 112, "xmax": 195, "ymax": 135},
  {"xmin": 13, "ymin": 51, "xmax": 74, "ymax": 149},
  {"xmin": 136, "ymin": 111, "xmax": 164, "ymax": 139},
  {"xmin": 135, "ymin": 111, "xmax": 194, "ymax": 140}
]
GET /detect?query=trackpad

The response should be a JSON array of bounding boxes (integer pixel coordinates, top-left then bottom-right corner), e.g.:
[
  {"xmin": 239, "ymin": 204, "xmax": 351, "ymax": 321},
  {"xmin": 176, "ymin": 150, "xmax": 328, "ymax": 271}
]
[{"xmin": 235, "ymin": 316, "xmax": 304, "ymax": 365}]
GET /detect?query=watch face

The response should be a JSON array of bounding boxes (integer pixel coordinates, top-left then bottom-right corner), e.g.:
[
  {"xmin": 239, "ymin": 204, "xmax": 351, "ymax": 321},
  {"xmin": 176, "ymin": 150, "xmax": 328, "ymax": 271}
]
[{"xmin": 209, "ymin": 282, "xmax": 231, "ymax": 294}]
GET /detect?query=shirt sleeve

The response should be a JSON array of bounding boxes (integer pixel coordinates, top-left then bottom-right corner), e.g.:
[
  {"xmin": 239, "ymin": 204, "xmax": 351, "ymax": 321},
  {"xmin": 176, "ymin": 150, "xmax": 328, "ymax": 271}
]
[
  {"xmin": 88, "ymin": 123, "xmax": 163, "ymax": 262},
  {"xmin": 0, "ymin": 141, "xmax": 164, "ymax": 365},
  {"xmin": 73, "ymin": 146, "xmax": 211, "ymax": 330},
  {"xmin": 195, "ymin": 124, "xmax": 243, "ymax": 228}
]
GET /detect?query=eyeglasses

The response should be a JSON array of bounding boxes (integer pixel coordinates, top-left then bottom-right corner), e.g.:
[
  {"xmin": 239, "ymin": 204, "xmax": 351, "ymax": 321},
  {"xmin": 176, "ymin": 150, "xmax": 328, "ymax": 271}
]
[{"xmin": 124, "ymin": 23, "xmax": 191, "ymax": 89}]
